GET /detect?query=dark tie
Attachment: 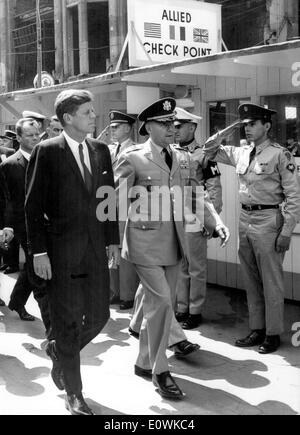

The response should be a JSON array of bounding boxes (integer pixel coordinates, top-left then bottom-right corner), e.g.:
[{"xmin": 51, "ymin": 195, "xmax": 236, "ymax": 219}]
[
  {"xmin": 162, "ymin": 148, "xmax": 173, "ymax": 170},
  {"xmin": 249, "ymin": 146, "xmax": 256, "ymax": 164},
  {"xmin": 78, "ymin": 143, "xmax": 93, "ymax": 194},
  {"xmin": 115, "ymin": 142, "xmax": 121, "ymax": 158}
]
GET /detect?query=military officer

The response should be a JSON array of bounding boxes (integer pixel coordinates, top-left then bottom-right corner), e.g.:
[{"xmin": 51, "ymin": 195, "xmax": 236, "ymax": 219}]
[
  {"xmin": 204, "ymin": 103, "xmax": 300, "ymax": 354},
  {"xmin": 108, "ymin": 110, "xmax": 140, "ymax": 310},
  {"xmin": 115, "ymin": 98, "xmax": 230, "ymax": 400},
  {"xmin": 174, "ymin": 107, "xmax": 223, "ymax": 330},
  {"xmin": 22, "ymin": 110, "xmax": 48, "ymax": 140}
]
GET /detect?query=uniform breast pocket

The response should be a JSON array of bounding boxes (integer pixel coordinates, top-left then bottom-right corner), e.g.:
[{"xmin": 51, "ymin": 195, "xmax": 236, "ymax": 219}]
[
  {"xmin": 253, "ymin": 162, "xmax": 276, "ymax": 190},
  {"xmin": 128, "ymin": 220, "xmax": 161, "ymax": 230},
  {"xmin": 253, "ymin": 162, "xmax": 275, "ymax": 175}
]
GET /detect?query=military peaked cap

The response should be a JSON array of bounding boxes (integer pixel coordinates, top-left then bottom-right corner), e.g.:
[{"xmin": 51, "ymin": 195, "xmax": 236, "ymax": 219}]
[
  {"xmin": 109, "ymin": 111, "xmax": 136, "ymax": 126},
  {"xmin": 174, "ymin": 107, "xmax": 202, "ymax": 126},
  {"xmin": 238, "ymin": 103, "xmax": 277, "ymax": 123}
]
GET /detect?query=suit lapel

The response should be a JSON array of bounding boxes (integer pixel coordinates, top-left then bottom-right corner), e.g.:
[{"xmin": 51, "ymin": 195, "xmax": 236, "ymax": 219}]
[
  {"xmin": 61, "ymin": 136, "xmax": 87, "ymax": 192},
  {"xmin": 86, "ymin": 139, "xmax": 100, "ymax": 193},
  {"xmin": 16, "ymin": 150, "xmax": 28, "ymax": 170}
]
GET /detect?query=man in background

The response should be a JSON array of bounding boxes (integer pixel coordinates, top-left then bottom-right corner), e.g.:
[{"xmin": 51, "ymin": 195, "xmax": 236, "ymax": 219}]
[
  {"xmin": 174, "ymin": 108, "xmax": 223, "ymax": 330},
  {"xmin": 108, "ymin": 110, "xmax": 140, "ymax": 310}
]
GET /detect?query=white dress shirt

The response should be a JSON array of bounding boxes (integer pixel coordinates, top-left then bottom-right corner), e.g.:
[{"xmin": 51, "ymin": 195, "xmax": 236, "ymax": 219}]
[{"xmin": 63, "ymin": 131, "xmax": 92, "ymax": 178}]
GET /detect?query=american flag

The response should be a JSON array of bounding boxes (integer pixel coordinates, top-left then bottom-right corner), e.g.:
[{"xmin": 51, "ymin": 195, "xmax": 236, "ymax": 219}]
[
  {"xmin": 193, "ymin": 28, "xmax": 209, "ymax": 43},
  {"xmin": 144, "ymin": 23, "xmax": 162, "ymax": 39}
]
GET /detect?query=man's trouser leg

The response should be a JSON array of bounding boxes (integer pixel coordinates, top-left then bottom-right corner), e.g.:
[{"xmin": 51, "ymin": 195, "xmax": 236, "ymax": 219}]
[
  {"xmin": 119, "ymin": 257, "xmax": 140, "ymax": 302},
  {"xmin": 176, "ymin": 232, "xmax": 207, "ymax": 315},
  {"xmin": 9, "ymin": 233, "xmax": 33, "ymax": 310},
  {"xmin": 49, "ymin": 245, "xmax": 110, "ymax": 396},
  {"xmin": 239, "ymin": 210, "xmax": 285, "ymax": 335},
  {"xmin": 134, "ymin": 263, "xmax": 179, "ymax": 375},
  {"xmin": 131, "ymin": 282, "xmax": 186, "ymax": 348}
]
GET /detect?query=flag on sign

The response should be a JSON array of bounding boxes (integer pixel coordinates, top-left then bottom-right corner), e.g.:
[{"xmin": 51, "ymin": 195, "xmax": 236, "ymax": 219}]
[
  {"xmin": 193, "ymin": 28, "xmax": 209, "ymax": 43},
  {"xmin": 180, "ymin": 27, "xmax": 186, "ymax": 42},
  {"xmin": 144, "ymin": 23, "xmax": 162, "ymax": 39}
]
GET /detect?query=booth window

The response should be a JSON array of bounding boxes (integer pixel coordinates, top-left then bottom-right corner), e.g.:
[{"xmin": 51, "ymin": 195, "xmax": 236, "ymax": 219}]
[{"xmin": 261, "ymin": 95, "xmax": 300, "ymax": 157}]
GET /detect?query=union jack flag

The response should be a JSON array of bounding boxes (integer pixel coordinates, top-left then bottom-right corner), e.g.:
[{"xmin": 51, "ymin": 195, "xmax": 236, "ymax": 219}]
[{"xmin": 193, "ymin": 28, "xmax": 209, "ymax": 44}]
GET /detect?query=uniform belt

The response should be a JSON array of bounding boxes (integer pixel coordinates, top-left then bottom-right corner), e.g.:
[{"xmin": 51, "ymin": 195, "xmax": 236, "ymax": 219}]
[{"xmin": 241, "ymin": 204, "xmax": 280, "ymax": 212}]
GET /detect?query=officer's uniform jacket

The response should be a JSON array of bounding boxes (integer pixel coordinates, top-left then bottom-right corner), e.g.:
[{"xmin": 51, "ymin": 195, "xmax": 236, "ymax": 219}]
[
  {"xmin": 108, "ymin": 138, "xmax": 136, "ymax": 170},
  {"xmin": 186, "ymin": 139, "xmax": 222, "ymax": 214},
  {"xmin": 115, "ymin": 139, "xmax": 223, "ymax": 266},
  {"xmin": 204, "ymin": 138, "xmax": 300, "ymax": 237}
]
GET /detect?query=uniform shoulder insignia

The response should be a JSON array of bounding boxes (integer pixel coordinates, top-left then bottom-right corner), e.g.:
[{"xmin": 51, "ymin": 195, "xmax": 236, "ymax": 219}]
[
  {"xmin": 283, "ymin": 150, "xmax": 292, "ymax": 161},
  {"xmin": 270, "ymin": 141, "xmax": 284, "ymax": 150},
  {"xmin": 286, "ymin": 163, "xmax": 296, "ymax": 173}
]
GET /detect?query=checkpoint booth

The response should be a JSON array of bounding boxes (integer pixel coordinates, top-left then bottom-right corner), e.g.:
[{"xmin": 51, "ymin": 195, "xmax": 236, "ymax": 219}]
[{"xmin": 1, "ymin": 37, "xmax": 300, "ymax": 300}]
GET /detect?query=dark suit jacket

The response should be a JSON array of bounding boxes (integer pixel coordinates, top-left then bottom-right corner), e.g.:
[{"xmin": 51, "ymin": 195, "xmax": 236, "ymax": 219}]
[
  {"xmin": 25, "ymin": 134, "xmax": 119, "ymax": 269},
  {"xmin": 0, "ymin": 150, "xmax": 28, "ymax": 234}
]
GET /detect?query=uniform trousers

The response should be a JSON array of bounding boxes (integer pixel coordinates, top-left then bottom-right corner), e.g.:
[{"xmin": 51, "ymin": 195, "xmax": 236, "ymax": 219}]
[
  {"xmin": 134, "ymin": 263, "xmax": 180, "ymax": 375},
  {"xmin": 110, "ymin": 256, "xmax": 140, "ymax": 301},
  {"xmin": 176, "ymin": 231, "xmax": 207, "ymax": 315},
  {"xmin": 130, "ymin": 283, "xmax": 187, "ymax": 347},
  {"xmin": 48, "ymin": 242, "xmax": 110, "ymax": 396},
  {"xmin": 238, "ymin": 209, "xmax": 285, "ymax": 336}
]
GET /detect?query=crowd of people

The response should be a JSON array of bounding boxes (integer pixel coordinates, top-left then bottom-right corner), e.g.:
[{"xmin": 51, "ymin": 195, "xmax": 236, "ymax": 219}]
[{"xmin": 0, "ymin": 89, "xmax": 299, "ymax": 415}]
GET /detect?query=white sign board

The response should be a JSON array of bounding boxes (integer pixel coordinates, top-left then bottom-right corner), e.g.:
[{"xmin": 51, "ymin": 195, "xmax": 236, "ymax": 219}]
[{"xmin": 128, "ymin": 0, "xmax": 222, "ymax": 67}]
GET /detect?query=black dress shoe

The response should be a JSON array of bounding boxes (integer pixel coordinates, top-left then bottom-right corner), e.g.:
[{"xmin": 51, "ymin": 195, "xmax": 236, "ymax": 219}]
[
  {"xmin": 65, "ymin": 393, "xmax": 95, "ymax": 415},
  {"xmin": 3, "ymin": 266, "xmax": 19, "ymax": 275},
  {"xmin": 175, "ymin": 311, "xmax": 189, "ymax": 323},
  {"xmin": 0, "ymin": 298, "xmax": 5, "ymax": 307},
  {"xmin": 120, "ymin": 300, "xmax": 134, "ymax": 310},
  {"xmin": 153, "ymin": 372, "xmax": 184, "ymax": 400},
  {"xmin": 258, "ymin": 335, "xmax": 280, "ymax": 354},
  {"xmin": 235, "ymin": 330, "xmax": 265, "ymax": 348},
  {"xmin": 45, "ymin": 340, "xmax": 65, "ymax": 391},
  {"xmin": 182, "ymin": 314, "xmax": 203, "ymax": 330},
  {"xmin": 110, "ymin": 294, "xmax": 121, "ymax": 305},
  {"xmin": 134, "ymin": 365, "xmax": 152, "ymax": 380},
  {"xmin": 171, "ymin": 340, "xmax": 200, "ymax": 358},
  {"xmin": 128, "ymin": 327, "xmax": 140, "ymax": 340},
  {"xmin": 9, "ymin": 305, "xmax": 35, "ymax": 322}
]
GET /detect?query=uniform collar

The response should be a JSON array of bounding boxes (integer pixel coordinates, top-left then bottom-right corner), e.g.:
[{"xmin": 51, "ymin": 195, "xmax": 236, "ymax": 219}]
[{"xmin": 255, "ymin": 138, "xmax": 271, "ymax": 155}]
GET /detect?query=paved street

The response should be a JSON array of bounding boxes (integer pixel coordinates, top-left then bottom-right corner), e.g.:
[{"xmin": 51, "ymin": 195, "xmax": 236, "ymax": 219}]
[{"xmin": 0, "ymin": 271, "xmax": 300, "ymax": 415}]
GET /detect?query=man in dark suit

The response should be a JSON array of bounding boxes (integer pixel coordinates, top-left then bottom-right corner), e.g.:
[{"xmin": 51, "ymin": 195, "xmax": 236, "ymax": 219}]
[
  {"xmin": 25, "ymin": 89, "xmax": 120, "ymax": 416},
  {"xmin": 0, "ymin": 119, "xmax": 43, "ymax": 322},
  {"xmin": 0, "ymin": 132, "xmax": 20, "ymax": 275}
]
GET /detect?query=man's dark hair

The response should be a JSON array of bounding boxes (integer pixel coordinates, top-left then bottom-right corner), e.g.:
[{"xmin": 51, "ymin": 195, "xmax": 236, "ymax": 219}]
[
  {"xmin": 16, "ymin": 118, "xmax": 40, "ymax": 137},
  {"xmin": 55, "ymin": 90, "xmax": 93, "ymax": 126}
]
